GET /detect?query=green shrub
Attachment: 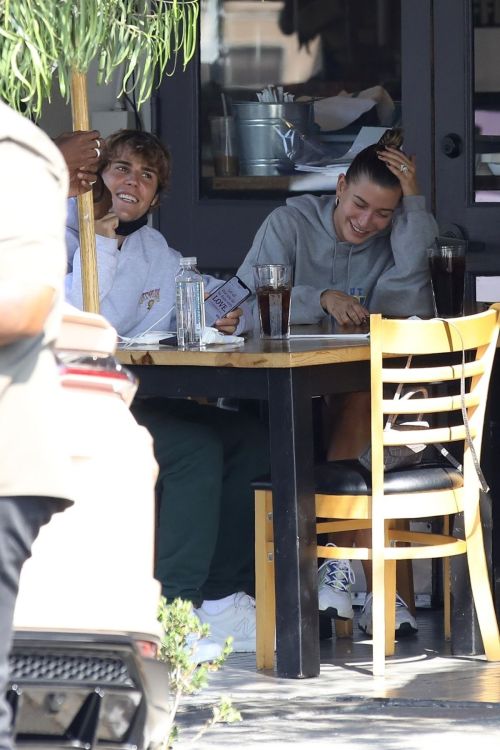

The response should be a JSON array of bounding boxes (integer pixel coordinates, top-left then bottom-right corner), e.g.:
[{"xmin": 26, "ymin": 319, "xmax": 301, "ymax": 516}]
[{"xmin": 157, "ymin": 597, "xmax": 241, "ymax": 747}]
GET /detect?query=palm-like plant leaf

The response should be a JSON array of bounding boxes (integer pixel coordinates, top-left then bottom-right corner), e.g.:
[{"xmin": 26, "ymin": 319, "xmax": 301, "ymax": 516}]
[
  {"xmin": 0, "ymin": 0, "xmax": 200, "ymax": 117},
  {"xmin": 0, "ymin": 0, "xmax": 200, "ymax": 314}
]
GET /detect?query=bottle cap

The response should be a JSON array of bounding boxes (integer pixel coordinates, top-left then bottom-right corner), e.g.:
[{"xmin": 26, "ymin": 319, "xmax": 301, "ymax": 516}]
[{"xmin": 180, "ymin": 256, "xmax": 197, "ymax": 266}]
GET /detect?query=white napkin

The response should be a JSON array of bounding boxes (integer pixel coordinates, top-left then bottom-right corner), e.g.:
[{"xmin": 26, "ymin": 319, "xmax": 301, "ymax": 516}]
[
  {"xmin": 119, "ymin": 330, "xmax": 175, "ymax": 347},
  {"xmin": 201, "ymin": 327, "xmax": 244, "ymax": 346}
]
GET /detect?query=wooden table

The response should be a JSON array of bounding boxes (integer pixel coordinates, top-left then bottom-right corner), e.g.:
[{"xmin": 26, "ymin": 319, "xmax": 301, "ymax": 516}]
[{"xmin": 116, "ymin": 331, "xmax": 371, "ymax": 678}]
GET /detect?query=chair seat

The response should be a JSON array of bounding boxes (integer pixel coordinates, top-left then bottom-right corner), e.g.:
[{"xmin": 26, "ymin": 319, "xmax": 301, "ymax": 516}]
[{"xmin": 252, "ymin": 460, "xmax": 463, "ymax": 495}]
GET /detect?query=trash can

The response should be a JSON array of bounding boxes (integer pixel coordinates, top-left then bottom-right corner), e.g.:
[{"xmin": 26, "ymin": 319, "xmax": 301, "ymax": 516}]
[{"xmin": 232, "ymin": 101, "xmax": 314, "ymax": 176}]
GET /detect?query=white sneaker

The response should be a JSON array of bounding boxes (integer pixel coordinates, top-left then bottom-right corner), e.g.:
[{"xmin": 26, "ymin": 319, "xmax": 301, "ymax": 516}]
[
  {"xmin": 318, "ymin": 546, "xmax": 355, "ymax": 620},
  {"xmin": 185, "ymin": 633, "xmax": 224, "ymax": 664},
  {"xmin": 358, "ymin": 592, "xmax": 418, "ymax": 636},
  {"xmin": 195, "ymin": 592, "xmax": 256, "ymax": 652}
]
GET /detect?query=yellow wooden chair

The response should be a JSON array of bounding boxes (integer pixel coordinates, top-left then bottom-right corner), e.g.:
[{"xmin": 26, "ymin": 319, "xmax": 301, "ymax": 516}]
[{"xmin": 255, "ymin": 305, "xmax": 500, "ymax": 676}]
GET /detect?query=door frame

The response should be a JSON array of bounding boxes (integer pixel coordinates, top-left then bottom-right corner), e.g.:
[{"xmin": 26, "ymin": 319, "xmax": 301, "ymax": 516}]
[
  {"xmin": 433, "ymin": 0, "xmax": 500, "ymax": 254},
  {"xmin": 154, "ymin": 0, "xmax": 435, "ymax": 270}
]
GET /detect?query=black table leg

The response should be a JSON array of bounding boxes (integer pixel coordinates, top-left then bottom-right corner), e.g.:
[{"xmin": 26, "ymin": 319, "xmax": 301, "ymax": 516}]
[{"xmin": 267, "ymin": 368, "xmax": 320, "ymax": 678}]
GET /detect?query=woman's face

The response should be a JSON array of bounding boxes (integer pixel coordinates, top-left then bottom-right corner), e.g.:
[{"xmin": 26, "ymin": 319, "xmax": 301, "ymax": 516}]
[
  {"xmin": 333, "ymin": 174, "xmax": 402, "ymax": 244},
  {"xmin": 102, "ymin": 146, "xmax": 159, "ymax": 222}
]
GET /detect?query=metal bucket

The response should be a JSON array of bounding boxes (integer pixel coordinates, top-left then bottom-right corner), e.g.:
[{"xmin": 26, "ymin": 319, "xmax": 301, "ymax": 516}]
[{"xmin": 232, "ymin": 101, "xmax": 314, "ymax": 176}]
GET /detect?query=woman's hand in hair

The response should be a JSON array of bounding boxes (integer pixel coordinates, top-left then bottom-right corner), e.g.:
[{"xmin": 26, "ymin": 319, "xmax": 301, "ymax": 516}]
[
  {"xmin": 320, "ymin": 290, "xmax": 369, "ymax": 325},
  {"xmin": 378, "ymin": 146, "xmax": 419, "ymax": 197}
]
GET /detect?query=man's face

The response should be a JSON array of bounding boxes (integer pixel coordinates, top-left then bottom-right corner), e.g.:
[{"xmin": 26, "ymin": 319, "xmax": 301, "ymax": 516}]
[
  {"xmin": 333, "ymin": 174, "xmax": 401, "ymax": 244},
  {"xmin": 102, "ymin": 147, "xmax": 159, "ymax": 222}
]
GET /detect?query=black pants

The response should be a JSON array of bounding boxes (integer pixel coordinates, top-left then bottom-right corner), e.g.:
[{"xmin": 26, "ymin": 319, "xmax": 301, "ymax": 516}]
[
  {"xmin": 131, "ymin": 399, "xmax": 270, "ymax": 607},
  {"xmin": 0, "ymin": 497, "xmax": 61, "ymax": 750}
]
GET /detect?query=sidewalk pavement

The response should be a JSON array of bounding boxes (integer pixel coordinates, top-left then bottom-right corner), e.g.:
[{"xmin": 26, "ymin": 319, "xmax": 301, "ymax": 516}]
[{"xmin": 175, "ymin": 609, "xmax": 500, "ymax": 748}]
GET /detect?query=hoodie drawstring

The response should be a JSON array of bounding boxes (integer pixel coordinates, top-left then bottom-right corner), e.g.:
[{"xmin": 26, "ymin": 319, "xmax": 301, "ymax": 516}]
[{"xmin": 346, "ymin": 245, "xmax": 353, "ymax": 294}]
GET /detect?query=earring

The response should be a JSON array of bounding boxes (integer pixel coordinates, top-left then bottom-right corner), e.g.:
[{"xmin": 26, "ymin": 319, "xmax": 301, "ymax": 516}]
[{"xmin": 335, "ymin": 196, "xmax": 340, "ymax": 207}]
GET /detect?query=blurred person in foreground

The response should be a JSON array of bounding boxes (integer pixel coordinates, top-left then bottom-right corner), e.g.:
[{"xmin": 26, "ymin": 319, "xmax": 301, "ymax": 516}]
[{"xmin": 0, "ymin": 101, "xmax": 75, "ymax": 750}]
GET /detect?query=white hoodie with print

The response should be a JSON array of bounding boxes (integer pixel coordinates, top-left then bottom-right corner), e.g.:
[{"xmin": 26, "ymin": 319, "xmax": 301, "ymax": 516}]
[{"xmin": 65, "ymin": 198, "xmax": 249, "ymax": 337}]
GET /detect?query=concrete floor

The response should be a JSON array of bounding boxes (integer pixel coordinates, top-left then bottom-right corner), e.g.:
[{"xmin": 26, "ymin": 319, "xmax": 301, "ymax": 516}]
[{"xmin": 175, "ymin": 608, "xmax": 500, "ymax": 748}]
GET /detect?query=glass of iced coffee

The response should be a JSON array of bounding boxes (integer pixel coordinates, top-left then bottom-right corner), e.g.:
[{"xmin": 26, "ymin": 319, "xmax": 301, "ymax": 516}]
[
  {"xmin": 428, "ymin": 237, "xmax": 467, "ymax": 317},
  {"xmin": 253, "ymin": 264, "xmax": 292, "ymax": 339},
  {"xmin": 210, "ymin": 116, "xmax": 239, "ymax": 177}
]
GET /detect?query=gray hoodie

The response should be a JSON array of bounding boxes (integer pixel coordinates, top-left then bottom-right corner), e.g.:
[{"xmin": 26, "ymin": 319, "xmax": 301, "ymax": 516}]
[{"xmin": 237, "ymin": 193, "xmax": 437, "ymax": 323}]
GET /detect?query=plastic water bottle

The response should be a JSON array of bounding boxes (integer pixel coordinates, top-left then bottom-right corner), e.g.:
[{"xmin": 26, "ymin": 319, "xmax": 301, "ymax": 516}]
[{"xmin": 175, "ymin": 257, "xmax": 206, "ymax": 349}]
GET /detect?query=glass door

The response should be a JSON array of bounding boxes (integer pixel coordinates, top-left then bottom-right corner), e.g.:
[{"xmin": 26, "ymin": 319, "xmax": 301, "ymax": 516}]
[
  {"xmin": 434, "ymin": 0, "xmax": 500, "ymax": 255},
  {"xmin": 199, "ymin": 0, "xmax": 402, "ymax": 197},
  {"xmin": 155, "ymin": 0, "xmax": 432, "ymax": 271}
]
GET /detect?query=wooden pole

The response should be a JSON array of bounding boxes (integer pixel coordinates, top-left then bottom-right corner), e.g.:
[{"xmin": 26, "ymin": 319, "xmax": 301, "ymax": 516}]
[{"xmin": 70, "ymin": 69, "xmax": 100, "ymax": 313}]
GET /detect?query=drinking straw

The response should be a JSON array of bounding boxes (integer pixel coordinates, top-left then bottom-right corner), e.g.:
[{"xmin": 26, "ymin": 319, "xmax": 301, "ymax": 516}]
[
  {"xmin": 221, "ymin": 91, "xmax": 228, "ymax": 117},
  {"xmin": 221, "ymin": 92, "xmax": 230, "ymax": 159}
]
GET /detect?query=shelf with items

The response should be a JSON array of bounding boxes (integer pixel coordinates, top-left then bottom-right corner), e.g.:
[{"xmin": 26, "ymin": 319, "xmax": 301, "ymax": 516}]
[
  {"xmin": 201, "ymin": 172, "xmax": 340, "ymax": 198},
  {"xmin": 199, "ymin": 0, "xmax": 401, "ymax": 200}
]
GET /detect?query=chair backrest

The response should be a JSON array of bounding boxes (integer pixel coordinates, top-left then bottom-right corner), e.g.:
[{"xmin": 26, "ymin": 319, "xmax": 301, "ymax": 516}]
[{"xmin": 368, "ymin": 305, "xmax": 500, "ymax": 498}]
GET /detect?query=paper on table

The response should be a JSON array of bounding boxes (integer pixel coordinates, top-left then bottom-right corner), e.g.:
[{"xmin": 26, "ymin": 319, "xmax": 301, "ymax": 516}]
[
  {"xmin": 294, "ymin": 126, "xmax": 388, "ymax": 173},
  {"xmin": 201, "ymin": 327, "xmax": 244, "ymax": 345},
  {"xmin": 118, "ymin": 327, "xmax": 245, "ymax": 348},
  {"xmin": 289, "ymin": 171, "xmax": 343, "ymax": 191},
  {"xmin": 294, "ymin": 163, "xmax": 347, "ymax": 175},
  {"xmin": 338, "ymin": 126, "xmax": 390, "ymax": 161},
  {"xmin": 289, "ymin": 332, "xmax": 369, "ymax": 341},
  {"xmin": 356, "ymin": 85, "xmax": 396, "ymax": 127},
  {"xmin": 313, "ymin": 86, "xmax": 395, "ymax": 131},
  {"xmin": 119, "ymin": 330, "xmax": 175, "ymax": 346},
  {"xmin": 314, "ymin": 94, "xmax": 376, "ymax": 132},
  {"xmin": 476, "ymin": 276, "xmax": 500, "ymax": 303}
]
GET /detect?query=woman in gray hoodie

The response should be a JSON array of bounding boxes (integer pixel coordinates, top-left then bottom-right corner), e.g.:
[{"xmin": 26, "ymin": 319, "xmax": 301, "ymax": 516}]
[
  {"xmin": 238, "ymin": 129, "xmax": 437, "ymax": 637},
  {"xmin": 237, "ymin": 128, "xmax": 437, "ymax": 325}
]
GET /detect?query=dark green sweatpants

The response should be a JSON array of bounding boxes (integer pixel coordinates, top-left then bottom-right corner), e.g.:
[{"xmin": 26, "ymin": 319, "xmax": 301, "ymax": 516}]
[{"xmin": 131, "ymin": 398, "xmax": 269, "ymax": 607}]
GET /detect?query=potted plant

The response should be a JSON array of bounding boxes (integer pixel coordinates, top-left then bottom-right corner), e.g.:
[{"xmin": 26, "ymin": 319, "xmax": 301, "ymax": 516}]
[{"xmin": 0, "ymin": 0, "xmax": 199, "ymax": 312}]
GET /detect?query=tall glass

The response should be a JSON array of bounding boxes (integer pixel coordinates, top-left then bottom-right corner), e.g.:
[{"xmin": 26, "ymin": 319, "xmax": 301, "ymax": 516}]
[
  {"xmin": 210, "ymin": 116, "xmax": 239, "ymax": 177},
  {"xmin": 253, "ymin": 264, "xmax": 292, "ymax": 339},
  {"xmin": 428, "ymin": 237, "xmax": 467, "ymax": 317}
]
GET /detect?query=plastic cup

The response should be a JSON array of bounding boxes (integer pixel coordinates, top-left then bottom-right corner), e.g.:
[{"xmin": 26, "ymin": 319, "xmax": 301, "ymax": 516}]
[
  {"xmin": 253, "ymin": 264, "xmax": 292, "ymax": 339},
  {"xmin": 428, "ymin": 237, "xmax": 467, "ymax": 317},
  {"xmin": 210, "ymin": 116, "xmax": 239, "ymax": 177}
]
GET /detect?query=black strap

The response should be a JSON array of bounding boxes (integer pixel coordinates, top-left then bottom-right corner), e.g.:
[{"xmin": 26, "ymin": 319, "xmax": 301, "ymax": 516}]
[
  {"xmin": 434, "ymin": 318, "xmax": 489, "ymax": 493},
  {"xmin": 389, "ymin": 329, "xmax": 489, "ymax": 492}
]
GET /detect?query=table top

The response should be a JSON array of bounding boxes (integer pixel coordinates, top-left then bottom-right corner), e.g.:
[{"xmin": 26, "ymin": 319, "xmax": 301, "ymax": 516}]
[{"xmin": 115, "ymin": 326, "xmax": 371, "ymax": 369}]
